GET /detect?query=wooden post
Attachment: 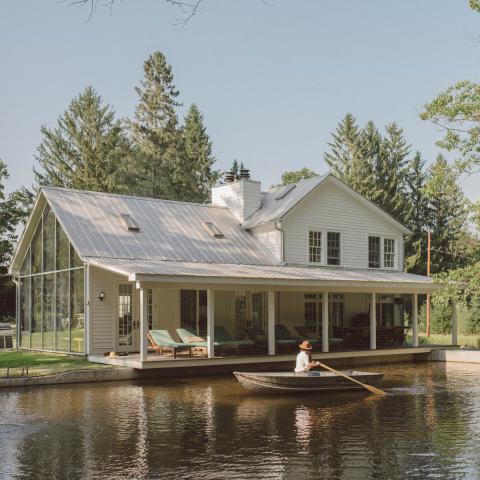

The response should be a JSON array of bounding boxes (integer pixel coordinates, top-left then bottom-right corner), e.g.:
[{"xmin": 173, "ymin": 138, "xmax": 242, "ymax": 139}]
[
  {"xmin": 451, "ymin": 301, "xmax": 458, "ymax": 346},
  {"xmin": 426, "ymin": 230, "xmax": 431, "ymax": 337},
  {"xmin": 370, "ymin": 292, "xmax": 377, "ymax": 350},
  {"xmin": 139, "ymin": 288, "xmax": 149, "ymax": 362},
  {"xmin": 207, "ymin": 289, "xmax": 215, "ymax": 358},
  {"xmin": 322, "ymin": 291, "xmax": 329, "ymax": 353},
  {"xmin": 412, "ymin": 293, "xmax": 419, "ymax": 347},
  {"xmin": 267, "ymin": 290, "xmax": 275, "ymax": 355}
]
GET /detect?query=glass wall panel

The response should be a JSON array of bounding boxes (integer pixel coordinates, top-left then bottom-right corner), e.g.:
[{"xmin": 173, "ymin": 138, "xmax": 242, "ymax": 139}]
[
  {"xmin": 31, "ymin": 221, "xmax": 43, "ymax": 274},
  {"xmin": 56, "ymin": 221, "xmax": 70, "ymax": 270},
  {"xmin": 20, "ymin": 247, "xmax": 31, "ymax": 276},
  {"xmin": 55, "ymin": 271, "xmax": 70, "ymax": 351},
  {"xmin": 31, "ymin": 275, "xmax": 42, "ymax": 348},
  {"xmin": 19, "ymin": 277, "xmax": 31, "ymax": 348},
  {"xmin": 42, "ymin": 273, "xmax": 55, "ymax": 349},
  {"xmin": 70, "ymin": 268, "xmax": 84, "ymax": 353},
  {"xmin": 43, "ymin": 206, "xmax": 55, "ymax": 272}
]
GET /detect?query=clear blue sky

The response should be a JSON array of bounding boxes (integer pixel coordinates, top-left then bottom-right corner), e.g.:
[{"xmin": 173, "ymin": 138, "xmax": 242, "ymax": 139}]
[{"xmin": 1, "ymin": 0, "xmax": 479, "ymax": 200}]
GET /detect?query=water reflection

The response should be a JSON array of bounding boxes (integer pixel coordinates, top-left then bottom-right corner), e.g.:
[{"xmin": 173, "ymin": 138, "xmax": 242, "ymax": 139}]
[{"xmin": 0, "ymin": 363, "xmax": 479, "ymax": 479}]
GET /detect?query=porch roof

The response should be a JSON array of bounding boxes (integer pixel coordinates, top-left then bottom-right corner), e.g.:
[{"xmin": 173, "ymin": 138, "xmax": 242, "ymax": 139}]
[{"xmin": 86, "ymin": 257, "xmax": 438, "ymax": 292}]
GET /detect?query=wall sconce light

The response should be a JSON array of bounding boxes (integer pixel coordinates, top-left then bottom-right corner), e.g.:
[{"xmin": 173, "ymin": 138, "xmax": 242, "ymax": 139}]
[{"xmin": 98, "ymin": 291, "xmax": 106, "ymax": 302}]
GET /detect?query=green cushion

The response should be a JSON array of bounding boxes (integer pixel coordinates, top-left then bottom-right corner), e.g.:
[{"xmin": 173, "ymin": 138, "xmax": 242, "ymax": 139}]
[{"xmin": 149, "ymin": 330, "xmax": 191, "ymax": 348}]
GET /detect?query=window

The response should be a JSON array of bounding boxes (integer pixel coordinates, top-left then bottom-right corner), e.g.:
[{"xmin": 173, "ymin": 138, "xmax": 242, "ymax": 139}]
[
  {"xmin": 118, "ymin": 284, "xmax": 133, "ymax": 347},
  {"xmin": 327, "ymin": 232, "xmax": 341, "ymax": 265},
  {"xmin": 147, "ymin": 289, "xmax": 153, "ymax": 330},
  {"xmin": 384, "ymin": 238, "xmax": 396, "ymax": 269},
  {"xmin": 368, "ymin": 236, "xmax": 381, "ymax": 268},
  {"xmin": 309, "ymin": 231, "xmax": 322, "ymax": 263},
  {"xmin": 180, "ymin": 290, "xmax": 207, "ymax": 336},
  {"xmin": 235, "ymin": 291, "xmax": 266, "ymax": 332}
]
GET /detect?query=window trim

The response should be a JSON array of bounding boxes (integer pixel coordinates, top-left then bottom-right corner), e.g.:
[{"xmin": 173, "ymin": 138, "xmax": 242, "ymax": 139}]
[
  {"xmin": 367, "ymin": 234, "xmax": 398, "ymax": 270},
  {"xmin": 307, "ymin": 229, "xmax": 343, "ymax": 266},
  {"xmin": 308, "ymin": 229, "xmax": 323, "ymax": 264}
]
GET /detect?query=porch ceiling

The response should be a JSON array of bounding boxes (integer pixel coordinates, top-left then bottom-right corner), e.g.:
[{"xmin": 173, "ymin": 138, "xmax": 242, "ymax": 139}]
[{"xmin": 86, "ymin": 257, "xmax": 439, "ymax": 293}]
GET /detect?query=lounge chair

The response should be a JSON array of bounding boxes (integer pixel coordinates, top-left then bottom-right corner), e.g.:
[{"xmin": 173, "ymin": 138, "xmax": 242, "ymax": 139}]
[
  {"xmin": 245, "ymin": 327, "xmax": 296, "ymax": 353},
  {"xmin": 148, "ymin": 330, "xmax": 193, "ymax": 358},
  {"xmin": 176, "ymin": 328, "xmax": 237, "ymax": 356},
  {"xmin": 275, "ymin": 324, "xmax": 319, "ymax": 352},
  {"xmin": 214, "ymin": 326, "xmax": 255, "ymax": 355},
  {"xmin": 295, "ymin": 325, "xmax": 343, "ymax": 351}
]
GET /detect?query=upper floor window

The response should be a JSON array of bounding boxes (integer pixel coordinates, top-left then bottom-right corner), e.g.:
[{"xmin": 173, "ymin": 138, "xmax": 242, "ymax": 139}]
[
  {"xmin": 368, "ymin": 236, "xmax": 381, "ymax": 268},
  {"xmin": 309, "ymin": 231, "xmax": 322, "ymax": 263},
  {"xmin": 327, "ymin": 232, "xmax": 341, "ymax": 265},
  {"xmin": 384, "ymin": 238, "xmax": 396, "ymax": 269}
]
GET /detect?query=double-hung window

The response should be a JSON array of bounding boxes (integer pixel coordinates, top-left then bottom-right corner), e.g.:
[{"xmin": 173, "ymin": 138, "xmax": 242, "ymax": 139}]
[
  {"xmin": 368, "ymin": 236, "xmax": 381, "ymax": 268},
  {"xmin": 327, "ymin": 232, "xmax": 341, "ymax": 265},
  {"xmin": 384, "ymin": 238, "xmax": 396, "ymax": 269},
  {"xmin": 309, "ymin": 231, "xmax": 322, "ymax": 263}
]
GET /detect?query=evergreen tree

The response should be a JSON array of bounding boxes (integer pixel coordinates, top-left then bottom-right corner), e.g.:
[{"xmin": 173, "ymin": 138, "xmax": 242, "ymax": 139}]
[
  {"xmin": 230, "ymin": 160, "xmax": 239, "ymax": 177},
  {"xmin": 34, "ymin": 86, "xmax": 131, "ymax": 193},
  {"xmin": 181, "ymin": 103, "xmax": 219, "ymax": 203},
  {"xmin": 279, "ymin": 167, "xmax": 318, "ymax": 186},
  {"xmin": 130, "ymin": 51, "xmax": 182, "ymax": 199},
  {"xmin": 423, "ymin": 155, "xmax": 469, "ymax": 273},
  {"xmin": 404, "ymin": 151, "xmax": 429, "ymax": 273}
]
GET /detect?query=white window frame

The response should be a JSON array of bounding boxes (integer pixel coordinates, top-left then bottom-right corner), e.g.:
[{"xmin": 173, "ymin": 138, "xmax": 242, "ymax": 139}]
[
  {"xmin": 367, "ymin": 234, "xmax": 398, "ymax": 270},
  {"xmin": 308, "ymin": 230, "xmax": 323, "ymax": 264},
  {"xmin": 307, "ymin": 229, "xmax": 343, "ymax": 266}
]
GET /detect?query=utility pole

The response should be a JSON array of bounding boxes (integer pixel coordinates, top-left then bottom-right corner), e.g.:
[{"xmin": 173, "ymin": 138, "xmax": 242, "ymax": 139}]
[{"xmin": 426, "ymin": 230, "xmax": 431, "ymax": 337}]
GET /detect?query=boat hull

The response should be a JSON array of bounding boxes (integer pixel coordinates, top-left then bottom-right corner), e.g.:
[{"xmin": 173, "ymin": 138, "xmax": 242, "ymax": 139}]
[{"xmin": 233, "ymin": 370, "xmax": 384, "ymax": 394}]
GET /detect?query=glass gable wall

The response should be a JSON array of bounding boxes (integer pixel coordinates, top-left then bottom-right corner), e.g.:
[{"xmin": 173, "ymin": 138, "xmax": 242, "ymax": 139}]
[{"xmin": 18, "ymin": 205, "xmax": 85, "ymax": 354}]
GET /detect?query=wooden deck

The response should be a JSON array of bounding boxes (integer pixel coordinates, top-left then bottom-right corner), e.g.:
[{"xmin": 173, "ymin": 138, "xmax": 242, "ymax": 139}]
[{"xmin": 88, "ymin": 346, "xmax": 436, "ymax": 370}]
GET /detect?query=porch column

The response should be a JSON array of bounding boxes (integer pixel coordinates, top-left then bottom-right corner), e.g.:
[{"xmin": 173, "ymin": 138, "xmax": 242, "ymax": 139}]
[
  {"xmin": 451, "ymin": 301, "xmax": 458, "ymax": 346},
  {"xmin": 412, "ymin": 293, "xmax": 419, "ymax": 347},
  {"xmin": 139, "ymin": 287, "xmax": 149, "ymax": 362},
  {"xmin": 267, "ymin": 290, "xmax": 276, "ymax": 355},
  {"xmin": 370, "ymin": 292, "xmax": 377, "ymax": 350},
  {"xmin": 322, "ymin": 291, "xmax": 329, "ymax": 353},
  {"xmin": 207, "ymin": 289, "xmax": 215, "ymax": 358}
]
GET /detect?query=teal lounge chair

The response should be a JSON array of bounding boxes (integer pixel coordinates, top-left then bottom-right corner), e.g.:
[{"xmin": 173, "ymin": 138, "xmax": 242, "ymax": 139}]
[
  {"xmin": 214, "ymin": 326, "xmax": 255, "ymax": 354},
  {"xmin": 148, "ymin": 330, "xmax": 193, "ymax": 358},
  {"xmin": 245, "ymin": 327, "xmax": 296, "ymax": 353},
  {"xmin": 176, "ymin": 328, "xmax": 237, "ymax": 356}
]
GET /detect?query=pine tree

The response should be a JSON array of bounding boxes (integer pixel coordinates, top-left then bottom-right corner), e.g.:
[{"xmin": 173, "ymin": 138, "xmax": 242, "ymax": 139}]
[
  {"xmin": 279, "ymin": 167, "xmax": 318, "ymax": 186},
  {"xmin": 423, "ymin": 155, "xmax": 469, "ymax": 273},
  {"xmin": 324, "ymin": 113, "xmax": 362, "ymax": 182},
  {"xmin": 180, "ymin": 104, "xmax": 219, "ymax": 203},
  {"xmin": 230, "ymin": 160, "xmax": 239, "ymax": 176},
  {"xmin": 130, "ymin": 51, "xmax": 182, "ymax": 199},
  {"xmin": 34, "ymin": 86, "xmax": 131, "ymax": 193},
  {"xmin": 404, "ymin": 151, "xmax": 429, "ymax": 273}
]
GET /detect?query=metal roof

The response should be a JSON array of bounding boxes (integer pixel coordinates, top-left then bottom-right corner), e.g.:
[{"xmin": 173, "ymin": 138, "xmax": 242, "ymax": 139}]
[
  {"xmin": 43, "ymin": 187, "xmax": 276, "ymax": 266},
  {"xmin": 242, "ymin": 175, "xmax": 328, "ymax": 228},
  {"xmin": 86, "ymin": 257, "xmax": 436, "ymax": 291}
]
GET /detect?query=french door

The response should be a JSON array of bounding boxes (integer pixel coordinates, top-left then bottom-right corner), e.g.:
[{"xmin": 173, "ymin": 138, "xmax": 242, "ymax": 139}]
[
  {"xmin": 304, "ymin": 293, "xmax": 322, "ymax": 335},
  {"xmin": 117, "ymin": 283, "xmax": 139, "ymax": 352}
]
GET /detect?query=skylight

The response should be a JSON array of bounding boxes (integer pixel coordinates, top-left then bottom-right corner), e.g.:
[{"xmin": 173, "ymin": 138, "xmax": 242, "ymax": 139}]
[
  {"xmin": 204, "ymin": 222, "xmax": 224, "ymax": 238},
  {"xmin": 275, "ymin": 184, "xmax": 296, "ymax": 200},
  {"xmin": 120, "ymin": 214, "xmax": 140, "ymax": 232}
]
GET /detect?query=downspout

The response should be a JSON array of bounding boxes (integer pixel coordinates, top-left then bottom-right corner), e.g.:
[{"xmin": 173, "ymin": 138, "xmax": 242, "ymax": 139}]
[
  {"xmin": 12, "ymin": 275, "xmax": 19, "ymax": 350},
  {"xmin": 274, "ymin": 220, "xmax": 285, "ymax": 265}
]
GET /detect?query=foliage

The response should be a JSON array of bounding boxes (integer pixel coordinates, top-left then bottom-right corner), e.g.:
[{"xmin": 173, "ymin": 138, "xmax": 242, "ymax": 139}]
[
  {"xmin": 34, "ymin": 87, "xmax": 132, "ymax": 193},
  {"xmin": 463, "ymin": 302, "xmax": 480, "ymax": 334},
  {"xmin": 278, "ymin": 167, "xmax": 318, "ymax": 186},
  {"xmin": 471, "ymin": 0, "xmax": 480, "ymax": 12},
  {"xmin": 421, "ymin": 80, "xmax": 480, "ymax": 174},
  {"xmin": 419, "ymin": 302, "xmax": 452, "ymax": 335},
  {"xmin": 180, "ymin": 103, "xmax": 219, "ymax": 202}
]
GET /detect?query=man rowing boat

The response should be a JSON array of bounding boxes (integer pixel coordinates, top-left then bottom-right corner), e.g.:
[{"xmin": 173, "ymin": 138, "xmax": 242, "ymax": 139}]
[{"xmin": 294, "ymin": 341, "xmax": 320, "ymax": 374}]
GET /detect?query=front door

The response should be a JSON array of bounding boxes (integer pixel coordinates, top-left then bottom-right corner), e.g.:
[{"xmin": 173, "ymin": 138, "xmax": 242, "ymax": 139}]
[{"xmin": 117, "ymin": 283, "xmax": 139, "ymax": 352}]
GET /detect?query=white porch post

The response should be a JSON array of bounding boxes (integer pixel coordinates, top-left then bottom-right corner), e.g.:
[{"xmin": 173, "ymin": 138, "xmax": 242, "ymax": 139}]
[
  {"xmin": 207, "ymin": 289, "xmax": 215, "ymax": 358},
  {"xmin": 412, "ymin": 293, "xmax": 419, "ymax": 347},
  {"xmin": 267, "ymin": 290, "xmax": 276, "ymax": 355},
  {"xmin": 451, "ymin": 301, "xmax": 458, "ymax": 346},
  {"xmin": 322, "ymin": 291, "xmax": 329, "ymax": 353},
  {"xmin": 139, "ymin": 287, "xmax": 148, "ymax": 362},
  {"xmin": 370, "ymin": 292, "xmax": 377, "ymax": 350}
]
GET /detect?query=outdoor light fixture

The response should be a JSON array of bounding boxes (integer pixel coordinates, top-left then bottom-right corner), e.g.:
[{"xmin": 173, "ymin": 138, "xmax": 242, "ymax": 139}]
[{"xmin": 98, "ymin": 291, "xmax": 106, "ymax": 302}]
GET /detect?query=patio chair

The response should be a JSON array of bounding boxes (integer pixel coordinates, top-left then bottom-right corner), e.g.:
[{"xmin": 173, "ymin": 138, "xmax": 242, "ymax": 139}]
[
  {"xmin": 294, "ymin": 326, "xmax": 321, "ymax": 342},
  {"xmin": 276, "ymin": 324, "xmax": 319, "ymax": 352},
  {"xmin": 245, "ymin": 327, "xmax": 296, "ymax": 353},
  {"xmin": 214, "ymin": 326, "xmax": 255, "ymax": 355},
  {"xmin": 176, "ymin": 328, "xmax": 237, "ymax": 356},
  {"xmin": 148, "ymin": 330, "xmax": 194, "ymax": 359}
]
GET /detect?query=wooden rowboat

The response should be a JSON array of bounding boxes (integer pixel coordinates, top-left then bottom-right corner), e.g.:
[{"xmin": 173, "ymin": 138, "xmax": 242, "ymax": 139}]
[{"xmin": 233, "ymin": 370, "xmax": 384, "ymax": 394}]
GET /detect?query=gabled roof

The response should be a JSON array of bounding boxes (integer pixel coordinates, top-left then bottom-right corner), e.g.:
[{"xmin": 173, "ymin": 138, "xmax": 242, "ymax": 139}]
[
  {"xmin": 242, "ymin": 174, "xmax": 412, "ymax": 235},
  {"xmin": 10, "ymin": 187, "xmax": 277, "ymax": 273}
]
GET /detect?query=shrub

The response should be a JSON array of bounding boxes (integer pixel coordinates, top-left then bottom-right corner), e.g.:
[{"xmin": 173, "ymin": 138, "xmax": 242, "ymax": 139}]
[
  {"xmin": 419, "ymin": 302, "xmax": 452, "ymax": 335},
  {"xmin": 463, "ymin": 302, "xmax": 480, "ymax": 335}
]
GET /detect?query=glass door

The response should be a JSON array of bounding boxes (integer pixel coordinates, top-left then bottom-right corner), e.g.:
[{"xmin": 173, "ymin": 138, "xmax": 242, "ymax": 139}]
[
  {"xmin": 304, "ymin": 293, "xmax": 322, "ymax": 335},
  {"xmin": 117, "ymin": 284, "xmax": 139, "ymax": 352}
]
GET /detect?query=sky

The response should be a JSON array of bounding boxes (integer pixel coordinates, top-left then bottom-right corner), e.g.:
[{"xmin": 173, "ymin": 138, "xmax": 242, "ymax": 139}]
[{"xmin": 0, "ymin": 0, "xmax": 479, "ymax": 200}]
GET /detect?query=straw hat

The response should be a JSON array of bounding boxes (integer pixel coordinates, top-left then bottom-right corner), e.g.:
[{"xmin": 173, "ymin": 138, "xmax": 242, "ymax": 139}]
[{"xmin": 299, "ymin": 340, "xmax": 312, "ymax": 351}]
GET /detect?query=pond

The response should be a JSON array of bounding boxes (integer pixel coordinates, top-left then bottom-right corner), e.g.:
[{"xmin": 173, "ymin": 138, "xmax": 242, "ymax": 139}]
[{"xmin": 1, "ymin": 362, "xmax": 479, "ymax": 479}]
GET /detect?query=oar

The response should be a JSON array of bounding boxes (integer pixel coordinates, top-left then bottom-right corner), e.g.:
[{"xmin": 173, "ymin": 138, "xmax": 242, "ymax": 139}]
[{"xmin": 314, "ymin": 361, "xmax": 387, "ymax": 395}]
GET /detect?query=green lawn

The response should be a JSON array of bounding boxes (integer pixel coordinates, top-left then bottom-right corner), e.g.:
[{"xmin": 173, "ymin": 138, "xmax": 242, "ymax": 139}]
[
  {"xmin": 0, "ymin": 350, "xmax": 112, "ymax": 378},
  {"xmin": 406, "ymin": 333, "xmax": 480, "ymax": 349}
]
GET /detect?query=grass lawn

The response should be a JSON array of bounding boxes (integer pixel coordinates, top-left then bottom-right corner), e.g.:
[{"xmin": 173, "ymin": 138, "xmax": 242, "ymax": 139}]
[
  {"xmin": 0, "ymin": 350, "xmax": 113, "ymax": 378},
  {"xmin": 406, "ymin": 333, "xmax": 480, "ymax": 349}
]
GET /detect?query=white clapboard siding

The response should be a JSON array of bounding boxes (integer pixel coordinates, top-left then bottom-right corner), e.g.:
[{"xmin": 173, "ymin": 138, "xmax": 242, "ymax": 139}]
[
  {"xmin": 282, "ymin": 180, "xmax": 405, "ymax": 270},
  {"xmin": 250, "ymin": 224, "xmax": 282, "ymax": 262}
]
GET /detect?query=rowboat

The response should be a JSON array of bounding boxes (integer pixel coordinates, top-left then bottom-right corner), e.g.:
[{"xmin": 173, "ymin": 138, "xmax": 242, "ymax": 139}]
[{"xmin": 233, "ymin": 370, "xmax": 384, "ymax": 394}]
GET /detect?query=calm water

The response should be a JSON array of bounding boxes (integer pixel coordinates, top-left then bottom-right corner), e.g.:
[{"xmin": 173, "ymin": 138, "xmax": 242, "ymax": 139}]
[{"xmin": 1, "ymin": 362, "xmax": 480, "ymax": 480}]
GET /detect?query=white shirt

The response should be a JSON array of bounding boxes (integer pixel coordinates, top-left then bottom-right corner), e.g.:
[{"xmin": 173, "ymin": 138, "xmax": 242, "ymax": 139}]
[{"xmin": 294, "ymin": 350, "xmax": 310, "ymax": 373}]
